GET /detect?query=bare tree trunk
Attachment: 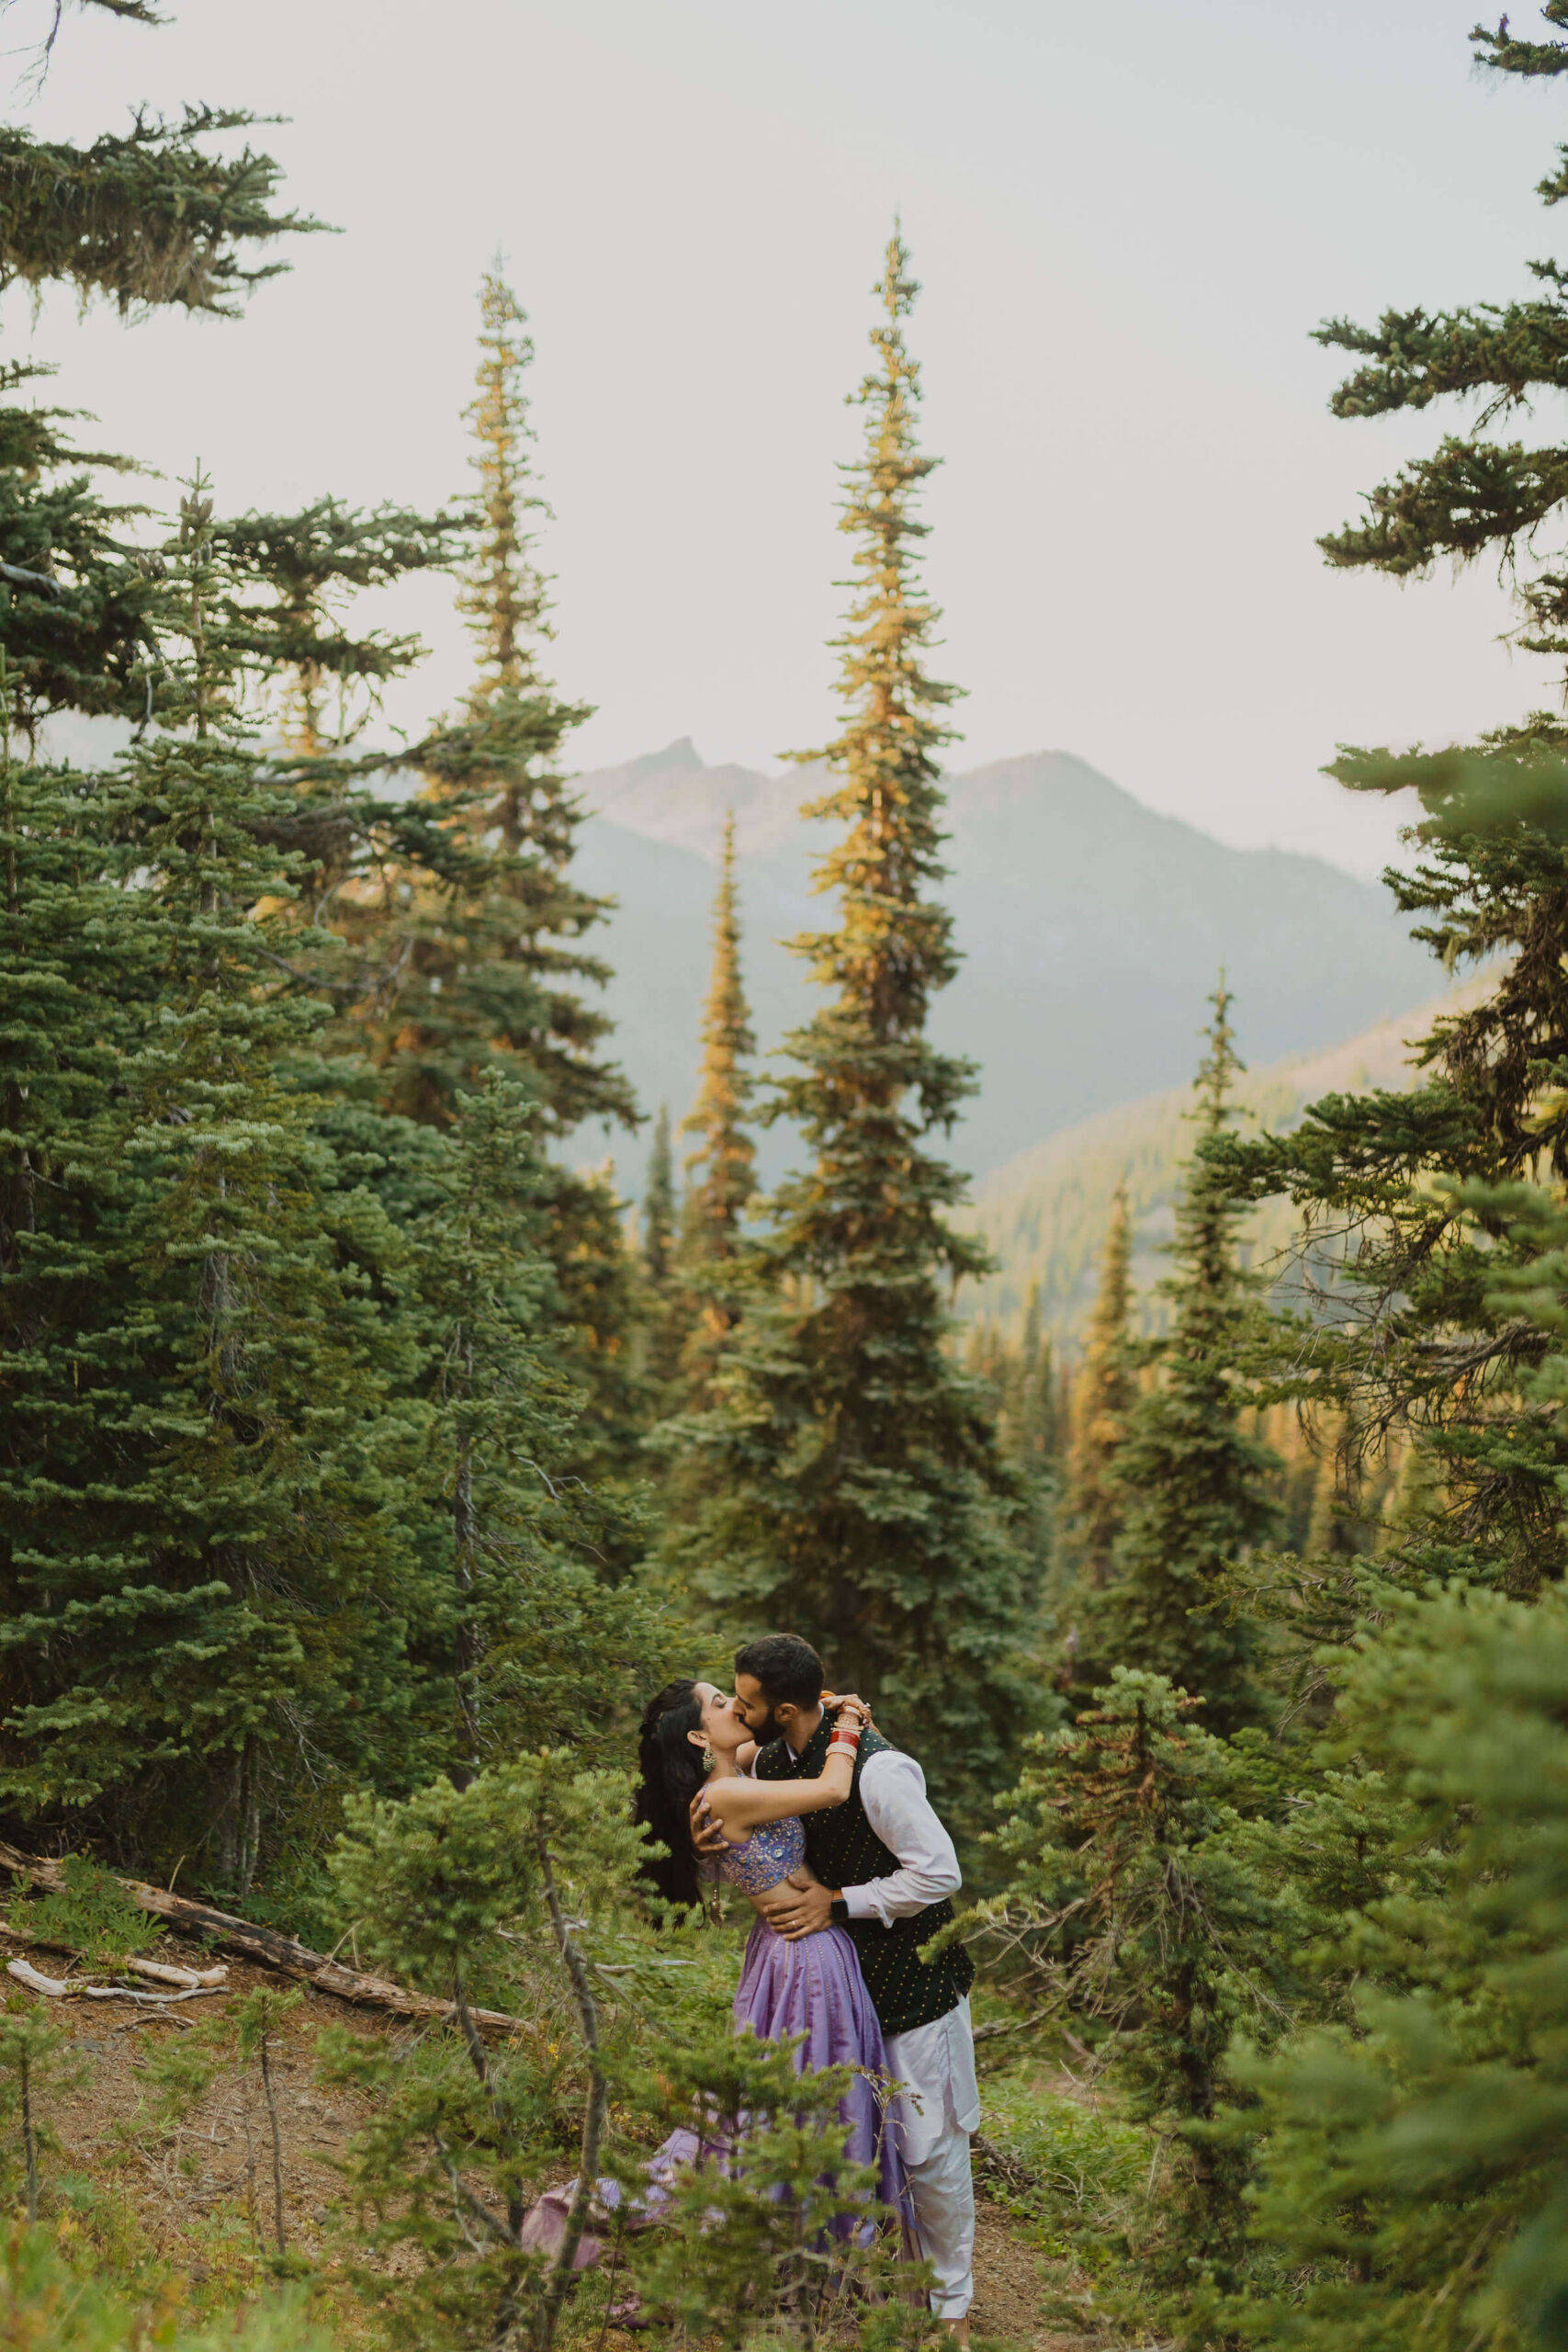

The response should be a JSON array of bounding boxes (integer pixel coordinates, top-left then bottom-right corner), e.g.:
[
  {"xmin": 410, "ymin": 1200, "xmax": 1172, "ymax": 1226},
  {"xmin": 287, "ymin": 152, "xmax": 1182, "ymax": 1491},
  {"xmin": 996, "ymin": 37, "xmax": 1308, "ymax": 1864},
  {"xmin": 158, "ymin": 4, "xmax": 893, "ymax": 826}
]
[
  {"xmin": 453, "ymin": 1347, "xmax": 481, "ymax": 1789},
  {"xmin": 20, "ymin": 2052, "xmax": 37, "ymax": 2223},
  {"xmin": 530, "ymin": 1840, "xmax": 607, "ymax": 2352},
  {"xmin": 213, "ymin": 1737, "xmax": 261, "ymax": 1901}
]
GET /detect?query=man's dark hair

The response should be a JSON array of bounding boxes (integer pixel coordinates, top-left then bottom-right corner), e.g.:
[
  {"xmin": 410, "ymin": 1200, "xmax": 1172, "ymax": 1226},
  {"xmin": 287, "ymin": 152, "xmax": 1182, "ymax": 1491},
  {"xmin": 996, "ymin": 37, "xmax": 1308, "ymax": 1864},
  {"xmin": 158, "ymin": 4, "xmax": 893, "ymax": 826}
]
[{"xmin": 734, "ymin": 1633, "xmax": 824, "ymax": 1710}]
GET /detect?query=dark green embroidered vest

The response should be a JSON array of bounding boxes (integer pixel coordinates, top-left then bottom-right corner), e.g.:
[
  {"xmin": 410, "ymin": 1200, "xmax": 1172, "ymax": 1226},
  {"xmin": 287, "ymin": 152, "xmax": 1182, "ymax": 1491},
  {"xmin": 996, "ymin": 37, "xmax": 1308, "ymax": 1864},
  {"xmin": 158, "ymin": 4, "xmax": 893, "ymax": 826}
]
[{"xmin": 753, "ymin": 1717, "xmax": 974, "ymax": 2037}]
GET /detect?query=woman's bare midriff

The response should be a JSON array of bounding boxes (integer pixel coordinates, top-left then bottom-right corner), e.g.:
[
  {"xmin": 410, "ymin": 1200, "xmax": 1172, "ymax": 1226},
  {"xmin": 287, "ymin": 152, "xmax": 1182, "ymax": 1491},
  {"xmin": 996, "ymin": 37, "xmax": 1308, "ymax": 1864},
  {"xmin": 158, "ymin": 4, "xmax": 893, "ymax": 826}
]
[{"xmin": 745, "ymin": 1862, "xmax": 818, "ymax": 1919}]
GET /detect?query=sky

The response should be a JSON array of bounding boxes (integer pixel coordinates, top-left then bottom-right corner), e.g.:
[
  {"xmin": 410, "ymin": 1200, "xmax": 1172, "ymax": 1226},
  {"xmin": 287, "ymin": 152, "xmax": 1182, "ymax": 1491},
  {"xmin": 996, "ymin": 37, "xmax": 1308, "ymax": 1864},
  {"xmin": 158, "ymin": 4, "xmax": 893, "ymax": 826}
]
[{"xmin": 5, "ymin": 0, "xmax": 1564, "ymax": 876}]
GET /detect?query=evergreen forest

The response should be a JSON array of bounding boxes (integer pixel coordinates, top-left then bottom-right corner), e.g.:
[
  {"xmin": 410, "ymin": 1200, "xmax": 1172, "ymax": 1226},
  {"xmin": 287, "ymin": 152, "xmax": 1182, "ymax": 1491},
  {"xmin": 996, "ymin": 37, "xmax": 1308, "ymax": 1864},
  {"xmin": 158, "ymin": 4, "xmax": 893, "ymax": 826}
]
[{"xmin": 0, "ymin": 6, "xmax": 1566, "ymax": 2349}]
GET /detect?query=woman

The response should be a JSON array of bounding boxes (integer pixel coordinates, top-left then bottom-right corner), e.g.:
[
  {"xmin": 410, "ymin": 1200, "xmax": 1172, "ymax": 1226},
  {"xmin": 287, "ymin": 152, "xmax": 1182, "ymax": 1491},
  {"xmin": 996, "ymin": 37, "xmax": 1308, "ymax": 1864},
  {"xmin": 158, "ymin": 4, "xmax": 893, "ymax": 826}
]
[{"xmin": 522, "ymin": 1679, "xmax": 908, "ymax": 2277}]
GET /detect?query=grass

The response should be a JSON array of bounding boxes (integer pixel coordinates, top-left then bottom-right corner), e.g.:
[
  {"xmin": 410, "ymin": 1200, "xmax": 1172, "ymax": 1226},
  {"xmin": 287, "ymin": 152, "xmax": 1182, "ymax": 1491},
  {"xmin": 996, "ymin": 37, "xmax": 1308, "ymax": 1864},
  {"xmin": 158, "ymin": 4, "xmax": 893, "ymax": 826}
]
[{"xmin": 978, "ymin": 2059, "xmax": 1154, "ymax": 2339}]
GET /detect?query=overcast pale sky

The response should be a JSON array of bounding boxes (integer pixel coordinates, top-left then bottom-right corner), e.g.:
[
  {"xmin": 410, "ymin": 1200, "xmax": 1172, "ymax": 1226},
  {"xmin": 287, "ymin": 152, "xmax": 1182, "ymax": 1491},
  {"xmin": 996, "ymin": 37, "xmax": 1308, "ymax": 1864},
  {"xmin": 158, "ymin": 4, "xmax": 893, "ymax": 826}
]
[{"xmin": 6, "ymin": 0, "xmax": 1562, "ymax": 875}]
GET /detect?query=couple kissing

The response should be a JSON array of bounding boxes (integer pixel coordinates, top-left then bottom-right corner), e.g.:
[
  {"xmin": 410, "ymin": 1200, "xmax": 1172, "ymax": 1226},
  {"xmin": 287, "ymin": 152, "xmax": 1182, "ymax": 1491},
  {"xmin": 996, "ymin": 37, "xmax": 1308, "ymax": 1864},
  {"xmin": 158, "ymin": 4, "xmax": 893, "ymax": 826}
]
[{"xmin": 638, "ymin": 1633, "xmax": 979, "ymax": 2335}]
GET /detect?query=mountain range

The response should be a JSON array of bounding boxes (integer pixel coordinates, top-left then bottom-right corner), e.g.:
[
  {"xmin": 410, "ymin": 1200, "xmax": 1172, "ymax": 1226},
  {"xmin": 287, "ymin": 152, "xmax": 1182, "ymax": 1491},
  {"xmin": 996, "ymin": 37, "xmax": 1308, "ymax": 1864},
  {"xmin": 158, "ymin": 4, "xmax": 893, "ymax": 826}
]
[{"xmin": 570, "ymin": 741, "xmax": 1437, "ymax": 1194}]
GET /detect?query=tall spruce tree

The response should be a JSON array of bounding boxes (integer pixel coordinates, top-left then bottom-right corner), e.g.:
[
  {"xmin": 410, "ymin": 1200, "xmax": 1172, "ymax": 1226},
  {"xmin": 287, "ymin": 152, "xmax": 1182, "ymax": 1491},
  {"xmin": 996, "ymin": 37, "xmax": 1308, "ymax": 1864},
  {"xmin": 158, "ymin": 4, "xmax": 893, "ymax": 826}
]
[
  {"xmin": 661, "ymin": 232, "xmax": 1034, "ymax": 1804},
  {"xmin": 677, "ymin": 811, "xmax": 758, "ymax": 1397},
  {"xmin": 642, "ymin": 1104, "xmax": 676, "ymax": 1290},
  {"xmin": 411, "ymin": 1071, "xmax": 669, "ymax": 1783},
  {"xmin": 344, "ymin": 269, "xmax": 643, "ymax": 1482},
  {"xmin": 1065, "ymin": 1183, "xmax": 1134, "ymax": 1590},
  {"xmin": 1010, "ymin": 1282, "xmax": 1058, "ymax": 1474},
  {"xmin": 682, "ymin": 812, "xmax": 757, "ymax": 1258},
  {"xmin": 638, "ymin": 1101, "xmax": 687, "ymax": 1408},
  {"xmin": 1099, "ymin": 985, "xmax": 1278, "ymax": 1731}
]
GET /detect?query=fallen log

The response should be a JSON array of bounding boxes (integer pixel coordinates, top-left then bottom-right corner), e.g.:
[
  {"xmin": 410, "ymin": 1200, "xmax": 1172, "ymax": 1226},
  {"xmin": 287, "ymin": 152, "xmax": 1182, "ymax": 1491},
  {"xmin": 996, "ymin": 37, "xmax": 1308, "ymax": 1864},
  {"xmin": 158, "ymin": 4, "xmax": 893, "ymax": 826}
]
[
  {"xmin": 6, "ymin": 1957, "xmax": 225, "ymax": 2006},
  {"xmin": 125, "ymin": 1954, "xmax": 228, "ymax": 1990},
  {"xmin": 0, "ymin": 1843, "xmax": 520, "ymax": 2034}
]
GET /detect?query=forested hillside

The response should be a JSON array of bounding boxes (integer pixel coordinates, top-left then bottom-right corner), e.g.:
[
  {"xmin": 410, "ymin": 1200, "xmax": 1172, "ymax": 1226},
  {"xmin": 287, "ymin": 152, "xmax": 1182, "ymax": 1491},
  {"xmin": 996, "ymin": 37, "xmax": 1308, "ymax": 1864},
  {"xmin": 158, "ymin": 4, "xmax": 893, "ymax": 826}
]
[
  {"xmin": 2, "ymin": 7, "xmax": 1568, "ymax": 2352},
  {"xmin": 573, "ymin": 740, "xmax": 1432, "ymax": 1188},
  {"xmin": 956, "ymin": 979, "xmax": 1489, "ymax": 1347}
]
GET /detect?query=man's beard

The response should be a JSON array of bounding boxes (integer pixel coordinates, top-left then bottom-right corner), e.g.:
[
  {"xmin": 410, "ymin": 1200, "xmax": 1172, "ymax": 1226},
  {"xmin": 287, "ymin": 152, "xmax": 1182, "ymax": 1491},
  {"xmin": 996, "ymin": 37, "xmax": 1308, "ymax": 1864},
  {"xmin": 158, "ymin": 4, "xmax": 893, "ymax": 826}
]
[{"xmin": 749, "ymin": 1701, "xmax": 826, "ymax": 1749}]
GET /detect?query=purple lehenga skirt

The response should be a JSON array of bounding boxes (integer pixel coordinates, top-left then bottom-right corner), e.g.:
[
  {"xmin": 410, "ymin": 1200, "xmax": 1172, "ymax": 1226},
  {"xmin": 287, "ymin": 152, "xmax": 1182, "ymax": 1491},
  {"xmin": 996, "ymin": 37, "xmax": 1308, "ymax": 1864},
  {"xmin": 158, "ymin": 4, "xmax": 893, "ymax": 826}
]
[{"xmin": 732, "ymin": 1911, "xmax": 908, "ymax": 2218}]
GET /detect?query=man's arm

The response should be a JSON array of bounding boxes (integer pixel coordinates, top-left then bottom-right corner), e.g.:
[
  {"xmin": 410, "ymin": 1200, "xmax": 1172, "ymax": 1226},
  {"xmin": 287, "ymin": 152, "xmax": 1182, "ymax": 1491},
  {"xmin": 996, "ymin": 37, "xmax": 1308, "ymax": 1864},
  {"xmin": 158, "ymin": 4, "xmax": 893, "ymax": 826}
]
[
  {"xmin": 838, "ymin": 1750, "xmax": 961, "ymax": 1925},
  {"xmin": 759, "ymin": 1751, "xmax": 961, "ymax": 1939}
]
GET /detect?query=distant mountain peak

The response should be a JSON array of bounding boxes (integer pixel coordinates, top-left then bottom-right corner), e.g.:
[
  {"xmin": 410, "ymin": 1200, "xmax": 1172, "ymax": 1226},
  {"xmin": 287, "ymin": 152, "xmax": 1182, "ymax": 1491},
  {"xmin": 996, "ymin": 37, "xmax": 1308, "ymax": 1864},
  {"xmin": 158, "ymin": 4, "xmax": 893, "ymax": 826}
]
[{"xmin": 631, "ymin": 737, "xmax": 705, "ymax": 775}]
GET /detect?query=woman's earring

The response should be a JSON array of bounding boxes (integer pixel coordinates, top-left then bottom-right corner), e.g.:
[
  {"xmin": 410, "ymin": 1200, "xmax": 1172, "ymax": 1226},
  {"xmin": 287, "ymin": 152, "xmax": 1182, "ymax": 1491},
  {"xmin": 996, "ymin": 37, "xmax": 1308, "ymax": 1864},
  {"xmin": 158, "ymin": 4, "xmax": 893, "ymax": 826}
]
[{"xmin": 702, "ymin": 1744, "xmax": 715, "ymax": 1774}]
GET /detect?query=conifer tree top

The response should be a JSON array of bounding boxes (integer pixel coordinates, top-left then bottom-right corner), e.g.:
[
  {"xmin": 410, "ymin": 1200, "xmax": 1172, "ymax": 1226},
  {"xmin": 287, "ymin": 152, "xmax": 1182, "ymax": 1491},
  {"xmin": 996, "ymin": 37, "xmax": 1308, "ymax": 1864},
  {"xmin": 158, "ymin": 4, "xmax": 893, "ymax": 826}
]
[
  {"xmin": 458, "ymin": 268, "xmax": 553, "ymax": 706},
  {"xmin": 791, "ymin": 229, "xmax": 966, "ymax": 1067}
]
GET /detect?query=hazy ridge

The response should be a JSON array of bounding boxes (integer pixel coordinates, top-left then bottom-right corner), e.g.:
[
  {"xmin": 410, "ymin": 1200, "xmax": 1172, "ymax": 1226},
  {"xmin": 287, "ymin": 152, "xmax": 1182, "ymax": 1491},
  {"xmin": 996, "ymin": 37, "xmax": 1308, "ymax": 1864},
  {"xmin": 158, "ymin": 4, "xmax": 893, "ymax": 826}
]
[{"xmin": 571, "ymin": 740, "xmax": 1434, "ymax": 1193}]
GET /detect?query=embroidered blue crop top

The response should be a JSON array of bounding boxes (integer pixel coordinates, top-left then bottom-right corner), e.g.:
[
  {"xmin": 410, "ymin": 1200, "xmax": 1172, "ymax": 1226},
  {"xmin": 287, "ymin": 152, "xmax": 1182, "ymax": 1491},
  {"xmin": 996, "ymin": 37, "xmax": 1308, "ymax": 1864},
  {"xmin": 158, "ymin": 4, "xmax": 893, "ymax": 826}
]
[{"xmin": 713, "ymin": 1811, "xmax": 806, "ymax": 1896}]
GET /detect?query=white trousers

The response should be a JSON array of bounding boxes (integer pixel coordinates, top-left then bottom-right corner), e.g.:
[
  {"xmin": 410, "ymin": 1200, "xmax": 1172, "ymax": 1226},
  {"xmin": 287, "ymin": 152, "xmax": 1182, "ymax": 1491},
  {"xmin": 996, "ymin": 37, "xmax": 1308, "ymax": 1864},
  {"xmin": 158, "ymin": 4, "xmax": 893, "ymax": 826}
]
[{"xmin": 884, "ymin": 1996, "xmax": 979, "ymax": 2317}]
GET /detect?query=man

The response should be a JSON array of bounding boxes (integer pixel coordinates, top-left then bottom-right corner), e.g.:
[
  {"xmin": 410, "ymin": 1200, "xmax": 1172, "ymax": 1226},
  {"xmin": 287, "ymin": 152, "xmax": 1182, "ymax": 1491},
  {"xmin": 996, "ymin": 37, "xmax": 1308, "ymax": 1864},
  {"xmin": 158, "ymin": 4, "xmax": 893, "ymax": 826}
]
[{"xmin": 696, "ymin": 1632, "xmax": 979, "ymax": 2341}]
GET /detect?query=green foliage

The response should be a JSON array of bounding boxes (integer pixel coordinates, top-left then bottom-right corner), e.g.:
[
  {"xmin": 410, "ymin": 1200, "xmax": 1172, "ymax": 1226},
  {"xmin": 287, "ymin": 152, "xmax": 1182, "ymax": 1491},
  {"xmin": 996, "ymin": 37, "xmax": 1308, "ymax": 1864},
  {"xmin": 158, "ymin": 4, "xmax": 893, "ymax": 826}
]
[
  {"xmin": 642, "ymin": 1105, "xmax": 676, "ymax": 1290},
  {"xmin": 211, "ymin": 495, "xmax": 470, "ymax": 747},
  {"xmin": 0, "ymin": 489, "xmax": 439, "ymax": 1880},
  {"xmin": 964, "ymin": 1290, "xmax": 1063, "ymax": 1594},
  {"xmin": 331, "ymin": 1751, "xmax": 640, "ymax": 1997},
  {"xmin": 1313, "ymin": 6, "xmax": 1568, "ymax": 723},
  {"xmin": 672, "ymin": 807, "xmax": 761, "ymax": 1403},
  {"xmin": 0, "ymin": 107, "xmax": 319, "ymax": 321},
  {"xmin": 972, "ymin": 1669, "xmax": 1303, "ymax": 2327},
  {"xmin": 1205, "ymin": 13, "xmax": 1568, "ymax": 1611},
  {"xmin": 978, "ymin": 2071, "xmax": 1147, "ymax": 2265},
  {"xmin": 0, "ymin": 1999, "xmax": 85, "ymax": 2222},
  {"xmin": 0, "ymin": 377, "xmax": 153, "ymax": 732},
  {"xmin": 26, "ymin": 1860, "xmax": 163, "ymax": 1971},
  {"xmin": 0, "ymin": 2222, "xmax": 335, "ymax": 2349},
  {"xmin": 410, "ymin": 1070, "xmax": 666, "ymax": 1772},
  {"xmin": 232, "ymin": 1984, "xmax": 302, "ymax": 2257},
  {"xmin": 1095, "ymin": 986, "xmax": 1279, "ymax": 1726},
  {"xmin": 333, "ymin": 271, "xmax": 642, "ymax": 1491},
  {"xmin": 1231, "ymin": 1582, "xmax": 1568, "ymax": 2350},
  {"xmin": 1064, "ymin": 1182, "xmax": 1134, "ymax": 1591},
  {"xmin": 352, "ymin": 267, "xmax": 630, "ymax": 1153},
  {"xmin": 325, "ymin": 1753, "xmax": 642, "ymax": 2347},
  {"xmin": 133, "ymin": 2018, "xmax": 223, "ymax": 2139},
  {"xmin": 0, "ymin": 6, "xmax": 327, "ymax": 740}
]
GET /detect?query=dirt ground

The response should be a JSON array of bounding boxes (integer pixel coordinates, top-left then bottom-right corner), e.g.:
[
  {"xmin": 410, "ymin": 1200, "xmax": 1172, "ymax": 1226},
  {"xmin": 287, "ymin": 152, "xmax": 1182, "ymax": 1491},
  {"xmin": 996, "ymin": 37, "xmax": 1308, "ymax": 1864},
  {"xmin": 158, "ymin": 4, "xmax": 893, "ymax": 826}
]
[
  {"xmin": 969, "ymin": 2196, "xmax": 1093, "ymax": 2350},
  {"xmin": 9, "ymin": 1932, "xmax": 1105, "ymax": 2348},
  {"xmin": 19, "ymin": 1938, "xmax": 384, "ymax": 2270}
]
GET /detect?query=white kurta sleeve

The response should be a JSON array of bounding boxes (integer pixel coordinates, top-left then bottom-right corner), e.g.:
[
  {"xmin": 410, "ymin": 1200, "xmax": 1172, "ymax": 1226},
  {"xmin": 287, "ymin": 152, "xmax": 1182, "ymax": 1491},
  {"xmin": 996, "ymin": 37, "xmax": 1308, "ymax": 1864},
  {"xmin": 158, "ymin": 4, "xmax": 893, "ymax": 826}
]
[{"xmin": 838, "ymin": 1749, "xmax": 961, "ymax": 1926}]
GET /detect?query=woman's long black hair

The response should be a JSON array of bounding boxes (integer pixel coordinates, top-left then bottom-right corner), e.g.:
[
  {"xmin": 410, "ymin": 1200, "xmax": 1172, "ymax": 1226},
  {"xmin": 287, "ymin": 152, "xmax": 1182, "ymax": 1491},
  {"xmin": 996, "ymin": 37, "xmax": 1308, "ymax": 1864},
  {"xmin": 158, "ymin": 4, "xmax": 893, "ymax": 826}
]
[{"xmin": 633, "ymin": 1679, "xmax": 707, "ymax": 1911}]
